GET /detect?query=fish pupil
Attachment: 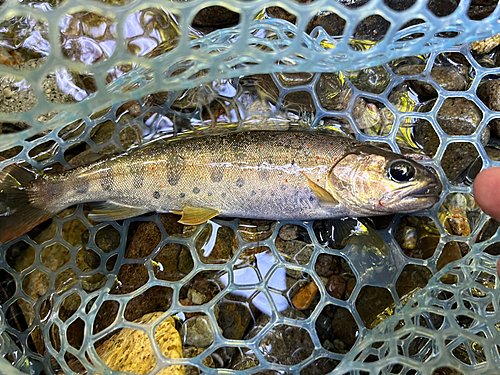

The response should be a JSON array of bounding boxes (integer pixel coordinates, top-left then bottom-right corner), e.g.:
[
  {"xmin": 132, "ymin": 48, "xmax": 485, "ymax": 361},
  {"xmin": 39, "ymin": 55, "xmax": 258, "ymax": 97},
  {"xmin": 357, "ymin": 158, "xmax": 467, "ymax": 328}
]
[{"xmin": 388, "ymin": 161, "xmax": 415, "ymax": 182}]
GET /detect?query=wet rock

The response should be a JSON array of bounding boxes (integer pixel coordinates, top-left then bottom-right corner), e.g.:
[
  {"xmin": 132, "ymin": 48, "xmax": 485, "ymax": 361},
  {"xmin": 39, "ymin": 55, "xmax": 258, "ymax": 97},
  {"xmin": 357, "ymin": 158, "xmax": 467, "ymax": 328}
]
[
  {"xmin": 217, "ymin": 300, "xmax": 252, "ymax": 340},
  {"xmin": 239, "ymin": 219, "xmax": 276, "ymax": 242},
  {"xmin": 355, "ymin": 286, "xmax": 394, "ymax": 329},
  {"xmin": 395, "ymin": 65, "xmax": 467, "ymax": 93},
  {"xmin": 160, "ymin": 213, "xmax": 185, "ymax": 237},
  {"xmin": 330, "ymin": 307, "xmax": 359, "ymax": 348},
  {"xmin": 245, "ymin": 309, "xmax": 314, "ymax": 366},
  {"xmin": 125, "ymin": 221, "xmax": 162, "ymax": 259},
  {"xmin": 395, "ymin": 265, "xmax": 432, "ymax": 299},
  {"xmin": 477, "ymin": 79, "xmax": 500, "ymax": 137},
  {"xmin": 0, "ymin": 76, "xmax": 37, "ymax": 113},
  {"xmin": 352, "ymin": 97, "xmax": 394, "ymax": 135},
  {"xmin": 326, "ymin": 275, "xmax": 346, "ymax": 300},
  {"xmin": 192, "ymin": 6, "xmax": 239, "ymax": 33},
  {"xmin": 196, "ymin": 224, "xmax": 238, "ymax": 264},
  {"xmin": 435, "ymin": 97, "xmax": 487, "ymax": 144},
  {"xmin": 276, "ymin": 72, "xmax": 315, "ymax": 87},
  {"xmin": 96, "ymin": 312, "xmax": 183, "ymax": 374},
  {"xmin": 276, "ymin": 238, "xmax": 314, "ymax": 279},
  {"xmin": 307, "ymin": 11, "xmax": 345, "ymax": 36},
  {"xmin": 188, "ymin": 288, "xmax": 208, "ymax": 305},
  {"xmin": 315, "ymin": 73, "xmax": 352, "ymax": 111},
  {"xmin": 345, "ymin": 66, "xmax": 390, "ymax": 94},
  {"xmin": 472, "ymin": 34, "xmax": 500, "ymax": 54},
  {"xmin": 292, "ymin": 281, "xmax": 319, "ymax": 310},
  {"xmin": 278, "ymin": 224, "xmax": 300, "ymax": 241},
  {"xmin": 154, "ymin": 243, "xmax": 194, "ymax": 281},
  {"xmin": 437, "ymin": 242, "xmax": 463, "ymax": 272},
  {"xmin": 441, "ymin": 142, "xmax": 480, "ymax": 183},
  {"xmin": 82, "ymin": 225, "xmax": 121, "ymax": 254},
  {"xmin": 181, "ymin": 315, "xmax": 216, "ymax": 347},
  {"xmin": 183, "ymin": 347, "xmax": 215, "ymax": 374},
  {"xmin": 315, "ymin": 254, "xmax": 333, "ymax": 277},
  {"xmin": 353, "ymin": 15, "xmax": 390, "ymax": 42},
  {"xmin": 123, "ymin": 286, "xmax": 173, "ymax": 322}
]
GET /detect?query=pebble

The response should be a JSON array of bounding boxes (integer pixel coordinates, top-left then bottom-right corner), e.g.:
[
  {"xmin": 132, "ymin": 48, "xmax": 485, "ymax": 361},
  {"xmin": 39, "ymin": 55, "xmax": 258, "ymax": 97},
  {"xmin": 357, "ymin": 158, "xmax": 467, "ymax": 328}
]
[
  {"xmin": 477, "ymin": 79, "xmax": 500, "ymax": 137},
  {"xmin": 245, "ymin": 308, "xmax": 314, "ymax": 366},
  {"xmin": 472, "ymin": 34, "xmax": 500, "ymax": 54},
  {"xmin": 95, "ymin": 312, "xmax": 183, "ymax": 375},
  {"xmin": 181, "ymin": 315, "xmax": 215, "ymax": 347},
  {"xmin": 314, "ymin": 254, "xmax": 333, "ymax": 276},
  {"xmin": 326, "ymin": 275, "xmax": 346, "ymax": 300},
  {"xmin": 188, "ymin": 288, "xmax": 208, "ymax": 305},
  {"xmin": 435, "ymin": 97, "xmax": 488, "ymax": 144},
  {"xmin": 278, "ymin": 224, "xmax": 300, "ymax": 241},
  {"xmin": 217, "ymin": 300, "xmax": 252, "ymax": 340},
  {"xmin": 292, "ymin": 281, "xmax": 319, "ymax": 310}
]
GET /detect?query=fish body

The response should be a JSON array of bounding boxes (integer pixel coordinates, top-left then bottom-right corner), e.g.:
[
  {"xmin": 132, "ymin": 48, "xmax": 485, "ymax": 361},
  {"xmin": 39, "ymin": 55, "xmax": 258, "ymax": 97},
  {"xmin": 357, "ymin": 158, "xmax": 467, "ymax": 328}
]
[{"xmin": 0, "ymin": 131, "xmax": 441, "ymax": 242}]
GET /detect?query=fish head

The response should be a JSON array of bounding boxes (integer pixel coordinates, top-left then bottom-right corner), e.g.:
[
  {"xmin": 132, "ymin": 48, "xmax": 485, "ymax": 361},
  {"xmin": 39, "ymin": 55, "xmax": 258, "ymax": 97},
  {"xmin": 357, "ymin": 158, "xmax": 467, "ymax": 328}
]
[{"xmin": 328, "ymin": 147, "xmax": 441, "ymax": 215}]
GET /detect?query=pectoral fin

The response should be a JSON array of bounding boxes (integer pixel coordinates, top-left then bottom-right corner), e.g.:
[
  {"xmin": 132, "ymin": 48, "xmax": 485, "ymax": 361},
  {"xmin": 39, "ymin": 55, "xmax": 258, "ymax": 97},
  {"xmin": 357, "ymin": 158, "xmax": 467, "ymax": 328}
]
[
  {"xmin": 88, "ymin": 202, "xmax": 149, "ymax": 222},
  {"xmin": 300, "ymin": 172, "xmax": 339, "ymax": 205},
  {"xmin": 171, "ymin": 206, "xmax": 220, "ymax": 225}
]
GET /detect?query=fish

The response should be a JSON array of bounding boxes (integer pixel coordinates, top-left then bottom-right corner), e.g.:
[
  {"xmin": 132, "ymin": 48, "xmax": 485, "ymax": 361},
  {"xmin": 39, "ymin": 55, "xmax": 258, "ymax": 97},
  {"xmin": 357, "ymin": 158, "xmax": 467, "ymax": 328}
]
[{"xmin": 0, "ymin": 131, "xmax": 441, "ymax": 243}]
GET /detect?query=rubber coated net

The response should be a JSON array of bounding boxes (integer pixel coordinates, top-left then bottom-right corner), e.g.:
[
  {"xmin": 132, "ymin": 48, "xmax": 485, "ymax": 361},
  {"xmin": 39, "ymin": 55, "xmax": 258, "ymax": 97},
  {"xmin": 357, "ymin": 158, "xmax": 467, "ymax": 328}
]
[{"xmin": 0, "ymin": 0, "xmax": 500, "ymax": 374}]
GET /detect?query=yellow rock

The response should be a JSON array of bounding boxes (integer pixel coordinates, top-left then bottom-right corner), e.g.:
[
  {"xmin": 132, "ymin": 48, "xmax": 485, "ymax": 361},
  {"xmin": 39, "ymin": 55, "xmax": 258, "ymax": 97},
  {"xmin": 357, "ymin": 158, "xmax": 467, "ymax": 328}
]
[
  {"xmin": 95, "ymin": 312, "xmax": 184, "ymax": 375},
  {"xmin": 471, "ymin": 34, "xmax": 500, "ymax": 54}
]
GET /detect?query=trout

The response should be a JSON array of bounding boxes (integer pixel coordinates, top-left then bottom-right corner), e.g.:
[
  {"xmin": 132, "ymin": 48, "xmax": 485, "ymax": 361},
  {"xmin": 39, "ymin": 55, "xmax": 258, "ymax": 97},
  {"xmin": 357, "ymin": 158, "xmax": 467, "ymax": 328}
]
[{"xmin": 0, "ymin": 131, "xmax": 441, "ymax": 242}]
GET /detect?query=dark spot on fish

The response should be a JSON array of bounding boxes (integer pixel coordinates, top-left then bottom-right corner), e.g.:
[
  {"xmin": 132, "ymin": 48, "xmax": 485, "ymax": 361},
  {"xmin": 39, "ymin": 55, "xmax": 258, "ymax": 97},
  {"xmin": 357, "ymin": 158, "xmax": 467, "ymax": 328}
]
[
  {"xmin": 208, "ymin": 192, "xmax": 212, "ymax": 196},
  {"xmin": 309, "ymin": 196, "xmax": 315, "ymax": 202},
  {"xmin": 48, "ymin": 180, "xmax": 64, "ymax": 198},
  {"xmin": 100, "ymin": 168, "xmax": 114, "ymax": 191},
  {"xmin": 179, "ymin": 193, "xmax": 185, "ymax": 198},
  {"xmin": 193, "ymin": 187, "xmax": 200, "ymax": 194},
  {"xmin": 280, "ymin": 184, "xmax": 286, "ymax": 190},
  {"xmin": 210, "ymin": 168, "xmax": 224, "ymax": 183},
  {"xmin": 236, "ymin": 177, "xmax": 244, "ymax": 188},
  {"xmin": 76, "ymin": 176, "xmax": 89, "ymax": 194},
  {"xmin": 221, "ymin": 192, "xmax": 226, "ymax": 198},
  {"xmin": 153, "ymin": 191, "xmax": 160, "ymax": 199},
  {"xmin": 168, "ymin": 155, "xmax": 185, "ymax": 186},
  {"xmin": 258, "ymin": 169, "xmax": 269, "ymax": 181},
  {"xmin": 128, "ymin": 163, "xmax": 144, "ymax": 189},
  {"xmin": 251, "ymin": 190, "xmax": 256, "ymax": 196},
  {"xmin": 236, "ymin": 151, "xmax": 246, "ymax": 160},
  {"xmin": 271, "ymin": 192, "xmax": 275, "ymax": 197}
]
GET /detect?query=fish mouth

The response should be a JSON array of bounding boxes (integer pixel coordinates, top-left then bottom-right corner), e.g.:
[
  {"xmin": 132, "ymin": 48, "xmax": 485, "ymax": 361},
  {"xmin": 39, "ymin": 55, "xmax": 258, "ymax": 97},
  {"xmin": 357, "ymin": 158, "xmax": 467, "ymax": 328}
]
[
  {"xmin": 406, "ymin": 181, "xmax": 442, "ymax": 199},
  {"xmin": 380, "ymin": 181, "xmax": 441, "ymax": 209}
]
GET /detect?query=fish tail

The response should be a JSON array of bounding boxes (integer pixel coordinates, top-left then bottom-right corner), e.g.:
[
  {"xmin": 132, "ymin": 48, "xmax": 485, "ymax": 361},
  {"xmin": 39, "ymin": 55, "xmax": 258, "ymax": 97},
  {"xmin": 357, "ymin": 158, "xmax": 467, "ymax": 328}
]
[{"xmin": 0, "ymin": 161, "xmax": 54, "ymax": 243}]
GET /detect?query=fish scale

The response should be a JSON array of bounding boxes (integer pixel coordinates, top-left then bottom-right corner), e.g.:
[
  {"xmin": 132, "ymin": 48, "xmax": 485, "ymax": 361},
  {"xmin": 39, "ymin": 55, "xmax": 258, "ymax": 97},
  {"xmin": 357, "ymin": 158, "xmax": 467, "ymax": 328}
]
[{"xmin": 0, "ymin": 131, "xmax": 440, "ymax": 242}]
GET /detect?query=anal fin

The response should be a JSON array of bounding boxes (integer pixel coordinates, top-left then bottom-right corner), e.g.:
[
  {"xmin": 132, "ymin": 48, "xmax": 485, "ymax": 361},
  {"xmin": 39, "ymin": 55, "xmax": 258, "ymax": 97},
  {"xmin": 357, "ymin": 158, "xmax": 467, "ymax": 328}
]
[
  {"xmin": 88, "ymin": 202, "xmax": 149, "ymax": 222},
  {"xmin": 171, "ymin": 206, "xmax": 220, "ymax": 225}
]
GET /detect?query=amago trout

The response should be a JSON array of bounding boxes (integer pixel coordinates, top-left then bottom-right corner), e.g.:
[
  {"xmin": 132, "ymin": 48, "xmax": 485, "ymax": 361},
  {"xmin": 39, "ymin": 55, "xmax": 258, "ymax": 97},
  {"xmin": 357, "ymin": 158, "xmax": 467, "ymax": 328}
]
[{"xmin": 0, "ymin": 131, "xmax": 441, "ymax": 242}]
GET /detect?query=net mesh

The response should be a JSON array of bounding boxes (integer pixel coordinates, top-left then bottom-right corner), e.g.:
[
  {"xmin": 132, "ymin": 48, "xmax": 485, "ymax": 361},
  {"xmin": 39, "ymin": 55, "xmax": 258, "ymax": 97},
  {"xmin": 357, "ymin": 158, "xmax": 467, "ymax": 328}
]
[{"xmin": 0, "ymin": 0, "xmax": 500, "ymax": 374}]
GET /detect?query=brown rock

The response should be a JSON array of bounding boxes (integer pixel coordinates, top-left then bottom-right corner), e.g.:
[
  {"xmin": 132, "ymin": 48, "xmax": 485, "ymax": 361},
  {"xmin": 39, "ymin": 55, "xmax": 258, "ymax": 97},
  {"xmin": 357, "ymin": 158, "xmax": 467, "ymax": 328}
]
[
  {"xmin": 125, "ymin": 221, "xmax": 161, "ymax": 259},
  {"xmin": 196, "ymin": 224, "xmax": 237, "ymax": 264},
  {"xmin": 315, "ymin": 254, "xmax": 333, "ymax": 276},
  {"xmin": 326, "ymin": 275, "xmax": 346, "ymax": 300},
  {"xmin": 217, "ymin": 301, "xmax": 252, "ymax": 340},
  {"xmin": 292, "ymin": 281, "xmax": 319, "ymax": 310},
  {"xmin": 95, "ymin": 312, "xmax": 183, "ymax": 375},
  {"xmin": 278, "ymin": 224, "xmax": 300, "ymax": 241}
]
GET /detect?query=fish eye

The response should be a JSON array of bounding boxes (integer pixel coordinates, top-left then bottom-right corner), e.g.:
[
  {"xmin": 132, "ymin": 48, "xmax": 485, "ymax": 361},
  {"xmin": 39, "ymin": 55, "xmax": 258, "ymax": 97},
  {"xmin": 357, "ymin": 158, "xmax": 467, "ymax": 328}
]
[{"xmin": 387, "ymin": 160, "xmax": 415, "ymax": 182}]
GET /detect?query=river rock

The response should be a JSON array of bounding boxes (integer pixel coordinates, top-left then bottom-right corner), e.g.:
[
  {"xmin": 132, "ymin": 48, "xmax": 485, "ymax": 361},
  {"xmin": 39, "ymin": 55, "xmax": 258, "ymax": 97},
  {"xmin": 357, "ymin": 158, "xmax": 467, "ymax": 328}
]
[{"xmin": 95, "ymin": 312, "xmax": 183, "ymax": 375}]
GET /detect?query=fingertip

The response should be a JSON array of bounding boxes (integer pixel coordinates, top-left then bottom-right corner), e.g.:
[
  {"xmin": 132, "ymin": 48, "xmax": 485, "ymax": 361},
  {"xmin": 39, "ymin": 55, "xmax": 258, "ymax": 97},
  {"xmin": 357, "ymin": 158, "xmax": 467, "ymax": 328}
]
[{"xmin": 474, "ymin": 167, "xmax": 500, "ymax": 220}]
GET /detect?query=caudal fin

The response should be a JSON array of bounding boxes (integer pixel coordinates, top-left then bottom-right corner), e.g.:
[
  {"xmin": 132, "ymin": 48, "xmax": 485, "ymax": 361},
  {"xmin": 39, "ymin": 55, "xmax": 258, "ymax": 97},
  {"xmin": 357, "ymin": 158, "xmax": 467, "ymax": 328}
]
[{"xmin": 0, "ymin": 161, "xmax": 54, "ymax": 243}]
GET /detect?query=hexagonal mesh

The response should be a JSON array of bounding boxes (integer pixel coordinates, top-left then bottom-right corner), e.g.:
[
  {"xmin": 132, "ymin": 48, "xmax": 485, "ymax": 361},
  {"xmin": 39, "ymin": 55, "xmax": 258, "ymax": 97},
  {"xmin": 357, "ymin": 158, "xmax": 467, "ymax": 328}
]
[{"xmin": 0, "ymin": 1, "xmax": 500, "ymax": 374}]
